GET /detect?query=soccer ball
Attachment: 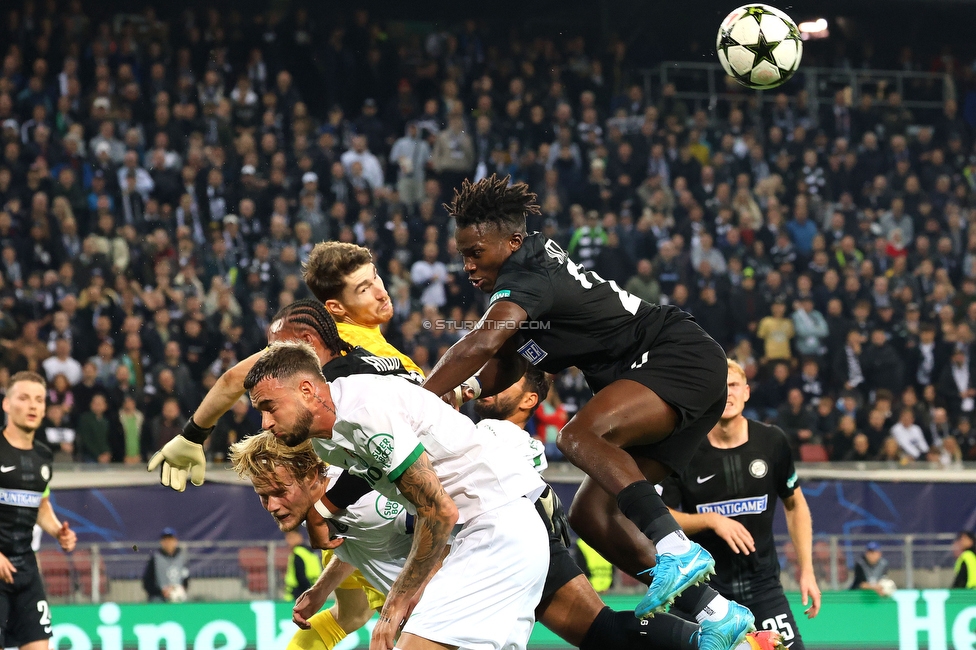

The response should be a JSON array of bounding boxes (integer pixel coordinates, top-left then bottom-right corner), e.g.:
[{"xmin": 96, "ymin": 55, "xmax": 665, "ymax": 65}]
[
  {"xmin": 166, "ymin": 584, "xmax": 188, "ymax": 603},
  {"xmin": 716, "ymin": 4, "xmax": 803, "ymax": 90},
  {"xmin": 878, "ymin": 578, "xmax": 897, "ymax": 597}
]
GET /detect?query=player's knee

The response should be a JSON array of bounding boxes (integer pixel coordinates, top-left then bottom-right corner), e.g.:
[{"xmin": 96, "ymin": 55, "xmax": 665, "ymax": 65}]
[
  {"xmin": 556, "ymin": 425, "xmax": 585, "ymax": 459},
  {"xmin": 335, "ymin": 606, "xmax": 372, "ymax": 633},
  {"xmin": 333, "ymin": 592, "xmax": 373, "ymax": 633}
]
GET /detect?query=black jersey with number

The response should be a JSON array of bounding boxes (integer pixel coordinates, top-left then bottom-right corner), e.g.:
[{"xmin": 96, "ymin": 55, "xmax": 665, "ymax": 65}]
[
  {"xmin": 490, "ymin": 233, "xmax": 692, "ymax": 392},
  {"xmin": 660, "ymin": 421, "xmax": 798, "ymax": 604},
  {"xmin": 0, "ymin": 434, "xmax": 53, "ymax": 557},
  {"xmin": 322, "ymin": 347, "xmax": 423, "ymax": 384}
]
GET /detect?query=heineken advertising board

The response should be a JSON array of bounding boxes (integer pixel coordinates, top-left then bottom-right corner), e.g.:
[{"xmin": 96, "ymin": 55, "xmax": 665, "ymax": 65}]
[{"xmin": 48, "ymin": 590, "xmax": 976, "ymax": 650}]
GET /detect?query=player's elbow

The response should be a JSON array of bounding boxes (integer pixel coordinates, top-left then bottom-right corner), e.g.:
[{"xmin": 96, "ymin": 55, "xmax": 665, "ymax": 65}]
[{"xmin": 429, "ymin": 497, "xmax": 459, "ymax": 538}]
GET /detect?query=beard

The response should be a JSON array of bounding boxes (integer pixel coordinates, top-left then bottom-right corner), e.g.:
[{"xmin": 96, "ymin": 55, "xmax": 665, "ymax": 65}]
[
  {"xmin": 278, "ymin": 405, "xmax": 314, "ymax": 446},
  {"xmin": 474, "ymin": 394, "xmax": 519, "ymax": 421}
]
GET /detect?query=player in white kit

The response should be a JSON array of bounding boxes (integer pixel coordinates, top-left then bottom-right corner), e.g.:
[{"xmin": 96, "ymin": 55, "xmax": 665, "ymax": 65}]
[{"xmin": 243, "ymin": 341, "xmax": 549, "ymax": 650}]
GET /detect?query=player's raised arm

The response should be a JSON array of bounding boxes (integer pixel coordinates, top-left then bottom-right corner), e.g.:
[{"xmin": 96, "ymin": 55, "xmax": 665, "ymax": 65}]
[
  {"xmin": 423, "ymin": 300, "xmax": 527, "ymax": 401},
  {"xmin": 148, "ymin": 349, "xmax": 263, "ymax": 491},
  {"xmin": 372, "ymin": 452, "xmax": 458, "ymax": 650}
]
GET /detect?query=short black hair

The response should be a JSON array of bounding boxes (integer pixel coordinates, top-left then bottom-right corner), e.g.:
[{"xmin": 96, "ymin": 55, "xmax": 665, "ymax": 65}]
[
  {"xmin": 271, "ymin": 299, "xmax": 353, "ymax": 356},
  {"xmin": 521, "ymin": 367, "xmax": 552, "ymax": 419},
  {"xmin": 446, "ymin": 174, "xmax": 540, "ymax": 234},
  {"xmin": 243, "ymin": 341, "xmax": 326, "ymax": 392}
]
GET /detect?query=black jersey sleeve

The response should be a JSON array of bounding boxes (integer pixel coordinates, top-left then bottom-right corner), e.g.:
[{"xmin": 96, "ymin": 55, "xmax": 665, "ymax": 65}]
[
  {"xmin": 490, "ymin": 266, "xmax": 554, "ymax": 321},
  {"xmin": 770, "ymin": 425, "xmax": 799, "ymax": 499}
]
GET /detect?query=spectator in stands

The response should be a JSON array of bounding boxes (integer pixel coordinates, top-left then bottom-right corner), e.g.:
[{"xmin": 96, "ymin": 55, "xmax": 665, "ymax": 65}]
[
  {"xmin": 757, "ymin": 298, "xmax": 794, "ymax": 362},
  {"xmin": 843, "ymin": 433, "xmax": 873, "ymax": 462},
  {"xmin": 42, "ymin": 337, "xmax": 82, "ymax": 386},
  {"xmin": 938, "ymin": 348, "xmax": 976, "ymax": 422},
  {"xmin": 410, "ymin": 242, "xmax": 448, "ymax": 309},
  {"xmin": 830, "ymin": 414, "xmax": 860, "ymax": 460},
  {"xmin": 76, "ymin": 393, "xmax": 111, "ymax": 463},
  {"xmin": 390, "ymin": 122, "xmax": 431, "ymax": 212},
  {"xmin": 210, "ymin": 397, "xmax": 258, "ymax": 462},
  {"xmin": 149, "ymin": 397, "xmax": 186, "ymax": 456},
  {"xmin": 793, "ymin": 297, "xmax": 830, "ymax": 359},
  {"xmin": 623, "ymin": 259, "xmax": 661, "ymax": 305},
  {"xmin": 117, "ymin": 395, "xmax": 145, "ymax": 465},
  {"xmin": 41, "ymin": 402, "xmax": 76, "ymax": 463},
  {"xmin": 778, "ymin": 387, "xmax": 816, "ymax": 457},
  {"xmin": 850, "ymin": 542, "xmax": 891, "ymax": 595},
  {"xmin": 143, "ymin": 528, "xmax": 190, "ymax": 602}
]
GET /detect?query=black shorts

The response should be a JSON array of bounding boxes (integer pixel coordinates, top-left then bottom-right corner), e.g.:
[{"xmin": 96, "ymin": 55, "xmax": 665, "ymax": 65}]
[
  {"xmin": 0, "ymin": 554, "xmax": 52, "ymax": 647},
  {"xmin": 746, "ymin": 589, "xmax": 805, "ymax": 650},
  {"xmin": 624, "ymin": 316, "xmax": 729, "ymax": 474},
  {"xmin": 534, "ymin": 485, "xmax": 585, "ymax": 603}
]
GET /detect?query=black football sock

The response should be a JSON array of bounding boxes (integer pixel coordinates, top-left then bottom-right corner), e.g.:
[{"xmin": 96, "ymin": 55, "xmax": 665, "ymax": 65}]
[
  {"xmin": 616, "ymin": 480, "xmax": 681, "ymax": 542},
  {"xmin": 673, "ymin": 584, "xmax": 732, "ymax": 623},
  {"xmin": 580, "ymin": 606, "xmax": 702, "ymax": 650}
]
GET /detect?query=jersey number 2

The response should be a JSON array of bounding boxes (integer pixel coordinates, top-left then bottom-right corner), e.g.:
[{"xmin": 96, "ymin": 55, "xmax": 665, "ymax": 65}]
[
  {"xmin": 761, "ymin": 614, "xmax": 794, "ymax": 641},
  {"xmin": 565, "ymin": 259, "xmax": 642, "ymax": 315}
]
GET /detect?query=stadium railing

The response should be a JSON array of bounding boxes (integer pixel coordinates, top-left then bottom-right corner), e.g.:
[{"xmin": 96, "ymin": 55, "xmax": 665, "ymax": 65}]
[
  {"xmin": 40, "ymin": 532, "xmax": 957, "ymax": 603},
  {"xmin": 635, "ymin": 61, "xmax": 953, "ymax": 115}
]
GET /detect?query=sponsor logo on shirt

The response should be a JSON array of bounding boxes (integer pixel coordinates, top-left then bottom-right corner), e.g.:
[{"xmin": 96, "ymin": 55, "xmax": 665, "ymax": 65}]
[
  {"xmin": 786, "ymin": 471, "xmax": 798, "ymax": 489},
  {"xmin": 0, "ymin": 488, "xmax": 43, "ymax": 508},
  {"xmin": 489, "ymin": 289, "xmax": 512, "ymax": 304},
  {"xmin": 696, "ymin": 495, "xmax": 768, "ymax": 517},
  {"xmin": 517, "ymin": 339, "xmax": 548, "ymax": 365},
  {"xmin": 375, "ymin": 494, "xmax": 404, "ymax": 520},
  {"xmin": 366, "ymin": 434, "xmax": 395, "ymax": 469}
]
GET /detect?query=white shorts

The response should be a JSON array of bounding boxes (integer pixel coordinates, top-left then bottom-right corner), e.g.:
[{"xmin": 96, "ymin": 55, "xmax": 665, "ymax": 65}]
[{"xmin": 402, "ymin": 497, "xmax": 549, "ymax": 650}]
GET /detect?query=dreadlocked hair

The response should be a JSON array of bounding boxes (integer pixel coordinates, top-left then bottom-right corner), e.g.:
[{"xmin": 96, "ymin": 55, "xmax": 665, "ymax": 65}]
[
  {"xmin": 445, "ymin": 174, "xmax": 540, "ymax": 233},
  {"xmin": 229, "ymin": 430, "xmax": 325, "ymax": 488},
  {"xmin": 270, "ymin": 299, "xmax": 353, "ymax": 356}
]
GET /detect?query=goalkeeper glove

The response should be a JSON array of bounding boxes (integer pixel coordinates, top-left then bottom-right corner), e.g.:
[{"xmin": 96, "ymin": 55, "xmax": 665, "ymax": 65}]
[{"xmin": 147, "ymin": 419, "xmax": 213, "ymax": 492}]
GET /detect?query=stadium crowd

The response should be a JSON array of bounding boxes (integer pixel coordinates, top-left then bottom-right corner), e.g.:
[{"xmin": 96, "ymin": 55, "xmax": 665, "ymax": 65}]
[{"xmin": 1, "ymin": 2, "xmax": 976, "ymax": 468}]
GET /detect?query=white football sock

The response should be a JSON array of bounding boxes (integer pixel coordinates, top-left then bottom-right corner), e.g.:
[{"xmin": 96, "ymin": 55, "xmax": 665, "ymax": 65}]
[
  {"xmin": 656, "ymin": 529, "xmax": 693, "ymax": 556},
  {"xmin": 695, "ymin": 594, "xmax": 731, "ymax": 624}
]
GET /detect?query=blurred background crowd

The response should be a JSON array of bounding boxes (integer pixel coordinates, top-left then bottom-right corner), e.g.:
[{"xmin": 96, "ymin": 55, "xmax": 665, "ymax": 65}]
[{"xmin": 3, "ymin": 0, "xmax": 976, "ymax": 468}]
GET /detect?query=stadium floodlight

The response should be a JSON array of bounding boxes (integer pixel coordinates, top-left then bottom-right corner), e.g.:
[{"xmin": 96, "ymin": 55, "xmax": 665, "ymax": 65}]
[{"xmin": 798, "ymin": 18, "xmax": 829, "ymax": 40}]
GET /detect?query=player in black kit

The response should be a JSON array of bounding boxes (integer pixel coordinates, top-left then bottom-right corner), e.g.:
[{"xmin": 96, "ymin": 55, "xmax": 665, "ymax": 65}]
[
  {"xmin": 1, "ymin": 371, "xmax": 77, "ymax": 650},
  {"xmin": 422, "ymin": 175, "xmax": 754, "ymax": 650},
  {"xmin": 661, "ymin": 360, "xmax": 820, "ymax": 649}
]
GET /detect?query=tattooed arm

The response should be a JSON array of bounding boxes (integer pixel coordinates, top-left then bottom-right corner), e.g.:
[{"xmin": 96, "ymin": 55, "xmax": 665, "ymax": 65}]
[{"xmin": 370, "ymin": 451, "xmax": 458, "ymax": 650}]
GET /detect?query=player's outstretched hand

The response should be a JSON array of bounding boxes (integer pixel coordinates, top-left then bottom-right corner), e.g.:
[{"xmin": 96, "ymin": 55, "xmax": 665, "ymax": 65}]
[
  {"xmin": 57, "ymin": 521, "xmax": 77, "ymax": 552},
  {"xmin": 371, "ymin": 598, "xmax": 410, "ymax": 650},
  {"xmin": 710, "ymin": 513, "xmax": 755, "ymax": 555},
  {"xmin": 293, "ymin": 585, "xmax": 329, "ymax": 630},
  {"xmin": 799, "ymin": 571, "xmax": 821, "ymax": 618},
  {"xmin": 0, "ymin": 551, "xmax": 16, "ymax": 583},
  {"xmin": 148, "ymin": 435, "xmax": 207, "ymax": 492}
]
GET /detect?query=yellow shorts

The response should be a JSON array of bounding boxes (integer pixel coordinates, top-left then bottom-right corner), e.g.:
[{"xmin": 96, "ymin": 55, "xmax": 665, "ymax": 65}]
[{"xmin": 322, "ymin": 549, "xmax": 386, "ymax": 610}]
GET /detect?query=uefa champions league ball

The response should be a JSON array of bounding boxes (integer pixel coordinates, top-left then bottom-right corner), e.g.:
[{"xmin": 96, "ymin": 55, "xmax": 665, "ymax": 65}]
[
  {"xmin": 878, "ymin": 578, "xmax": 897, "ymax": 597},
  {"xmin": 717, "ymin": 4, "xmax": 803, "ymax": 90}
]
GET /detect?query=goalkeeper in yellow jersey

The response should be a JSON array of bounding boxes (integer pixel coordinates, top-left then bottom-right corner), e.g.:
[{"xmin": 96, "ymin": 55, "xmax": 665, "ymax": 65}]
[{"xmin": 148, "ymin": 298, "xmax": 421, "ymax": 650}]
